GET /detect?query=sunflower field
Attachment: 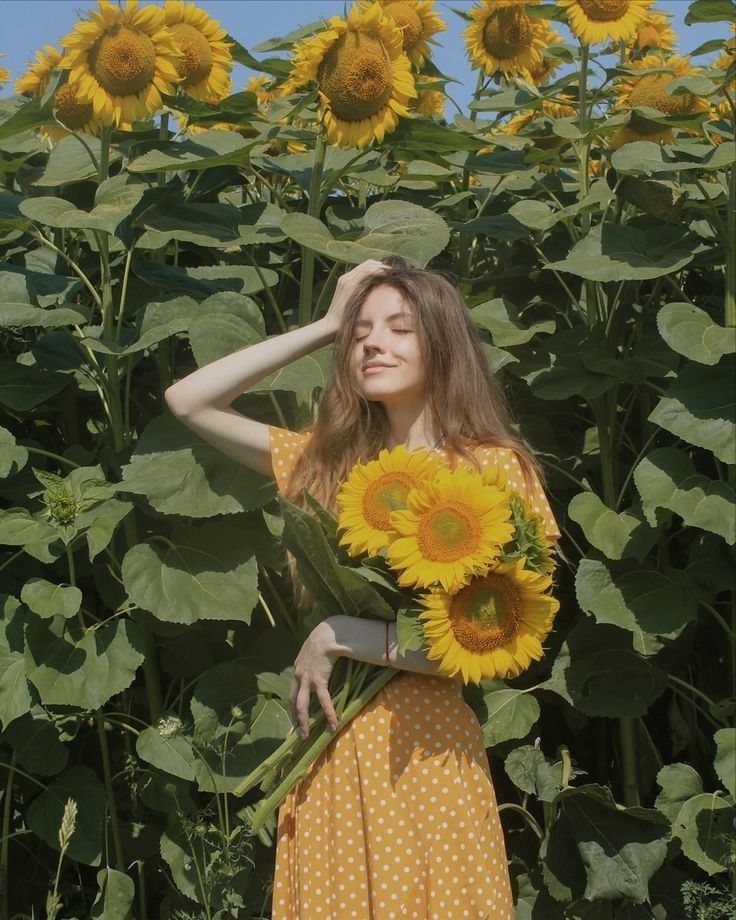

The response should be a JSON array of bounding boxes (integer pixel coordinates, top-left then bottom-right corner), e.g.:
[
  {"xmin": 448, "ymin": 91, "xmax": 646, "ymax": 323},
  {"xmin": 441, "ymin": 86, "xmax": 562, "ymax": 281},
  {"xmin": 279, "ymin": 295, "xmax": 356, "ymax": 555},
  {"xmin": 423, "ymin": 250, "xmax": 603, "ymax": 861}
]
[{"xmin": 0, "ymin": 0, "xmax": 735, "ymax": 916}]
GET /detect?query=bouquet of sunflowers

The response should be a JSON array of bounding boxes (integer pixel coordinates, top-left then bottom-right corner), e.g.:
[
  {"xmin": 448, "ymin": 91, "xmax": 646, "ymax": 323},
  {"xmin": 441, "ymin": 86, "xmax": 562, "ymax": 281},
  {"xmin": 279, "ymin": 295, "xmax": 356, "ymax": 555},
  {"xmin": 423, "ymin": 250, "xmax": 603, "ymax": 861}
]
[{"xmin": 236, "ymin": 444, "xmax": 559, "ymax": 834}]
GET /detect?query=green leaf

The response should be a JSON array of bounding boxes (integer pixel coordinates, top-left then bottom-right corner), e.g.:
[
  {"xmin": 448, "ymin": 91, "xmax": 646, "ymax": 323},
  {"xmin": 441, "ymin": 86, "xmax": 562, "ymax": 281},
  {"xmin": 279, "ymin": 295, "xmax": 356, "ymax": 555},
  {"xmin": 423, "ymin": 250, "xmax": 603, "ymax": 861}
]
[
  {"xmin": 541, "ymin": 784, "xmax": 670, "ymax": 902},
  {"xmin": 21, "ymin": 175, "xmax": 145, "ymax": 236},
  {"xmin": 634, "ymin": 447, "xmax": 735, "ymax": 544},
  {"xmin": 713, "ymin": 728, "xmax": 735, "ymax": 796},
  {"xmin": 27, "ymin": 765, "xmax": 106, "ymax": 865},
  {"xmin": 85, "ymin": 498, "xmax": 134, "ymax": 562},
  {"xmin": 611, "ymin": 139, "xmax": 735, "ymax": 175},
  {"xmin": 685, "ymin": 0, "xmax": 736, "ymax": 24},
  {"xmin": 675, "ymin": 794, "xmax": 735, "ymax": 874},
  {"xmin": 0, "ymin": 654, "xmax": 31, "ymax": 729},
  {"xmin": 190, "ymin": 662, "xmax": 259, "ymax": 743},
  {"xmin": 467, "ymin": 681, "xmax": 540, "ymax": 746},
  {"xmin": 504, "ymin": 745, "xmax": 565, "ymax": 802},
  {"xmin": 396, "ymin": 608, "xmax": 425, "ymax": 656},
  {"xmin": 245, "ymin": 346, "xmax": 333, "ymax": 394},
  {"xmin": 655, "ymin": 763, "xmax": 704, "ymax": 825},
  {"xmin": 3, "ymin": 706, "xmax": 68, "ymax": 776},
  {"xmin": 121, "ymin": 521, "xmax": 259, "ymax": 624},
  {"xmin": 36, "ymin": 135, "xmax": 121, "ymax": 187},
  {"xmin": 188, "ymin": 295, "xmax": 263, "ymax": 368},
  {"xmin": 282, "ymin": 200, "xmax": 450, "ymax": 267},
  {"xmin": 136, "ymin": 726, "xmax": 196, "ymax": 781},
  {"xmin": 138, "ymin": 201, "xmax": 242, "ymax": 247},
  {"xmin": 568, "ymin": 492, "xmax": 659, "ymax": 561},
  {"xmin": 470, "ymin": 298, "xmax": 555, "ymax": 346},
  {"xmin": 128, "ymin": 129, "xmax": 253, "ymax": 173},
  {"xmin": 0, "ymin": 426, "xmax": 28, "ymax": 477},
  {"xmin": 514, "ymin": 326, "xmax": 617, "ymax": 400},
  {"xmin": 0, "ymin": 358, "xmax": 67, "ymax": 411},
  {"xmin": 0, "ymin": 192, "xmax": 29, "ymax": 231},
  {"xmin": 0, "ymin": 303, "xmax": 92, "ymax": 328},
  {"xmin": 91, "ymin": 868, "xmax": 135, "ymax": 920},
  {"xmin": 648, "ymin": 357, "xmax": 736, "ymax": 464},
  {"xmin": 130, "ymin": 255, "xmax": 277, "ymax": 297},
  {"xmin": 542, "ymin": 621, "xmax": 667, "ymax": 717},
  {"xmin": 24, "ymin": 616, "xmax": 145, "ymax": 710},
  {"xmin": 657, "ymin": 302, "xmax": 736, "ymax": 365},
  {"xmin": 546, "ymin": 224, "xmax": 693, "ymax": 282},
  {"xmin": 119, "ymin": 413, "xmax": 271, "ymax": 517},
  {"xmin": 20, "ymin": 577, "xmax": 82, "ymax": 619}
]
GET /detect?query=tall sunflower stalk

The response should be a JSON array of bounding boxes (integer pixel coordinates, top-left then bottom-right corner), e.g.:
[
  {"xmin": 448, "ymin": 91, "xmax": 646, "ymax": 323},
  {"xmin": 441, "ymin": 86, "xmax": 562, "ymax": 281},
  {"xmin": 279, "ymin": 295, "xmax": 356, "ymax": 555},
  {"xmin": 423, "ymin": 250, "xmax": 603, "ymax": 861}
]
[{"xmin": 237, "ymin": 444, "xmax": 559, "ymax": 835}]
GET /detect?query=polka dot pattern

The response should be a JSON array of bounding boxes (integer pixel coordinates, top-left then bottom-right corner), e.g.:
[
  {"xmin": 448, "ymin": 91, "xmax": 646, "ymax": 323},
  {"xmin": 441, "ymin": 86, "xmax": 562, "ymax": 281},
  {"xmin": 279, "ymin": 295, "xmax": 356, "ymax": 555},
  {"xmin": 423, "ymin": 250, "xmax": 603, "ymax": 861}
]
[{"xmin": 267, "ymin": 425, "xmax": 544, "ymax": 918}]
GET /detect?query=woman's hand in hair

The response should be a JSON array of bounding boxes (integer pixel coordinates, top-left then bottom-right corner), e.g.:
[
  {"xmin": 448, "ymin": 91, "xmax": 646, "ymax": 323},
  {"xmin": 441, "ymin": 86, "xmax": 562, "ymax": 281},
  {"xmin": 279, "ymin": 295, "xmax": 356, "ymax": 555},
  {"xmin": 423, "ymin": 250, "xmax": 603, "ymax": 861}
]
[
  {"xmin": 321, "ymin": 259, "xmax": 388, "ymax": 337},
  {"xmin": 289, "ymin": 620, "xmax": 341, "ymax": 739}
]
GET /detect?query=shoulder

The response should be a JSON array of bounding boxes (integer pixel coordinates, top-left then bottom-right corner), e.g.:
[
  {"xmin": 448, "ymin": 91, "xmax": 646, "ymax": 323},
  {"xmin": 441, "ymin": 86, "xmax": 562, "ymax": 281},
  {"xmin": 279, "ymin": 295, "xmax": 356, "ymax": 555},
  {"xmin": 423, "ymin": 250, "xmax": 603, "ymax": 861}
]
[{"xmin": 470, "ymin": 443, "xmax": 527, "ymax": 492}]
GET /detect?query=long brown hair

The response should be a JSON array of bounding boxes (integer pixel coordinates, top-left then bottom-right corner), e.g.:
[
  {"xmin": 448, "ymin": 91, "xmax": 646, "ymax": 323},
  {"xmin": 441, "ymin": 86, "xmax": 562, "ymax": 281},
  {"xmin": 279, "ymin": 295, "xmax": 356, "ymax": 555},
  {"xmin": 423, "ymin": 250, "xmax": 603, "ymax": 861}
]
[{"xmin": 282, "ymin": 257, "xmax": 549, "ymax": 609}]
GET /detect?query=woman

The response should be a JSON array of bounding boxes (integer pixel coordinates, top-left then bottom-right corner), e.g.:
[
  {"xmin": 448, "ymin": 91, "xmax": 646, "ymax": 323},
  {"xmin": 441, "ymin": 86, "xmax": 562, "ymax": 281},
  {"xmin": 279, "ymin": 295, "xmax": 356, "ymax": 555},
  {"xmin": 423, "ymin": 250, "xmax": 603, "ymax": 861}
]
[{"xmin": 165, "ymin": 257, "xmax": 560, "ymax": 919}]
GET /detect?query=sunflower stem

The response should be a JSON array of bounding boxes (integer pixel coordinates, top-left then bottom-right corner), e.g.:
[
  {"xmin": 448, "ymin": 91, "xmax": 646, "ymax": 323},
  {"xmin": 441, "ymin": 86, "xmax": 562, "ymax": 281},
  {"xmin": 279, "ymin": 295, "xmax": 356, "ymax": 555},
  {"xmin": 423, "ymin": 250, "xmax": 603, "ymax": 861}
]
[
  {"xmin": 300, "ymin": 129, "xmax": 326, "ymax": 327},
  {"xmin": 459, "ymin": 70, "xmax": 485, "ymax": 282}
]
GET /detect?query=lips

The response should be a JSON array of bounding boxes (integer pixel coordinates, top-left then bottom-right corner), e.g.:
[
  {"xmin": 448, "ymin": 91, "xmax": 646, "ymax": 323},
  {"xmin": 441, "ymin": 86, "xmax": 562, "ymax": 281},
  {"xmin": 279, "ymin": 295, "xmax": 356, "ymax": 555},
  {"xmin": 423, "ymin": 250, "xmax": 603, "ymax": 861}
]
[{"xmin": 362, "ymin": 362, "xmax": 394, "ymax": 372}]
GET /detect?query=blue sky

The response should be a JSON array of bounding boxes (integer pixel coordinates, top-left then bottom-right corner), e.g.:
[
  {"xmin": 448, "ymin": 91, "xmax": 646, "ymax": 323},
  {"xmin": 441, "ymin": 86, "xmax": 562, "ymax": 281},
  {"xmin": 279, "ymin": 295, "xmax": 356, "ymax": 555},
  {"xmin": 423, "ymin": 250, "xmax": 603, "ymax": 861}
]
[{"xmin": 0, "ymin": 1, "xmax": 729, "ymax": 113}]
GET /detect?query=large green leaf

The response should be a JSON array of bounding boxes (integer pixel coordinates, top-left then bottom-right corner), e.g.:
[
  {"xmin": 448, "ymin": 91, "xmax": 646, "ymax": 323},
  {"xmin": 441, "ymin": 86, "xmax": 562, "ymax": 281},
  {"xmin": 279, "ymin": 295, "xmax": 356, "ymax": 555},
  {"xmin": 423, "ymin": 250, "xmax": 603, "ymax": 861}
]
[
  {"xmin": 27, "ymin": 765, "xmax": 106, "ymax": 865},
  {"xmin": 130, "ymin": 256, "xmax": 277, "ymax": 297},
  {"xmin": 136, "ymin": 726, "xmax": 196, "ymax": 781},
  {"xmin": 542, "ymin": 621, "xmax": 667, "ymax": 717},
  {"xmin": 634, "ymin": 447, "xmax": 735, "ymax": 544},
  {"xmin": 464, "ymin": 680, "xmax": 540, "ymax": 746},
  {"xmin": 121, "ymin": 521, "xmax": 259, "ymax": 624},
  {"xmin": 657, "ymin": 303, "xmax": 736, "ymax": 365},
  {"xmin": 127, "ymin": 129, "xmax": 253, "ymax": 173},
  {"xmin": 282, "ymin": 200, "xmax": 450, "ymax": 267},
  {"xmin": 245, "ymin": 346, "xmax": 333, "ymax": 393},
  {"xmin": 137, "ymin": 201, "xmax": 242, "ymax": 248},
  {"xmin": 713, "ymin": 729, "xmax": 735, "ymax": 796},
  {"xmin": 20, "ymin": 577, "xmax": 82, "ymax": 620},
  {"xmin": 505, "ymin": 745, "xmax": 567, "ymax": 802},
  {"xmin": 575, "ymin": 558, "xmax": 698, "ymax": 653},
  {"xmin": 655, "ymin": 763, "xmax": 704, "ymax": 825},
  {"xmin": 20, "ymin": 175, "xmax": 145, "ymax": 235},
  {"xmin": 648, "ymin": 357, "xmax": 735, "ymax": 464},
  {"xmin": 119, "ymin": 413, "xmax": 271, "ymax": 517},
  {"xmin": 568, "ymin": 492, "xmax": 660, "ymax": 561},
  {"xmin": 0, "ymin": 425, "xmax": 28, "ymax": 477},
  {"xmin": 541, "ymin": 784, "xmax": 670, "ymax": 902},
  {"xmin": 90, "ymin": 868, "xmax": 135, "ymax": 920},
  {"xmin": 0, "ymin": 303, "xmax": 91, "ymax": 328},
  {"xmin": 470, "ymin": 298, "xmax": 555, "ymax": 346},
  {"xmin": 190, "ymin": 661, "xmax": 259, "ymax": 743},
  {"xmin": 3, "ymin": 706, "xmax": 68, "ymax": 776},
  {"xmin": 546, "ymin": 224, "xmax": 693, "ymax": 282},
  {"xmin": 188, "ymin": 294, "xmax": 264, "ymax": 368},
  {"xmin": 675, "ymin": 794, "xmax": 735, "ymax": 874},
  {"xmin": 24, "ymin": 615, "xmax": 145, "ymax": 709},
  {"xmin": 0, "ymin": 595, "xmax": 32, "ymax": 729},
  {"xmin": 0, "ymin": 358, "xmax": 67, "ymax": 411},
  {"xmin": 514, "ymin": 326, "xmax": 618, "ymax": 400},
  {"xmin": 36, "ymin": 135, "xmax": 121, "ymax": 187}
]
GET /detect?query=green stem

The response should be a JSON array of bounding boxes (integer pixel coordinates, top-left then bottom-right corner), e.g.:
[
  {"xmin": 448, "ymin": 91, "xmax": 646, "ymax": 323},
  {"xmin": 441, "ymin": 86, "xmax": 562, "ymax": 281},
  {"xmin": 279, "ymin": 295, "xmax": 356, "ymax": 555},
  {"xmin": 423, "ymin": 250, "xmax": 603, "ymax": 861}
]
[
  {"xmin": 95, "ymin": 712, "xmax": 124, "ymax": 870},
  {"xmin": 700, "ymin": 601, "xmax": 736, "ymax": 642},
  {"xmin": 726, "ymin": 163, "xmax": 735, "ymax": 327},
  {"xmin": 1, "ymin": 755, "xmax": 15, "ymax": 920},
  {"xmin": 299, "ymin": 130, "xmax": 326, "ymax": 327},
  {"xmin": 459, "ymin": 70, "xmax": 485, "ymax": 281},
  {"xmin": 29, "ymin": 232, "xmax": 102, "ymax": 310}
]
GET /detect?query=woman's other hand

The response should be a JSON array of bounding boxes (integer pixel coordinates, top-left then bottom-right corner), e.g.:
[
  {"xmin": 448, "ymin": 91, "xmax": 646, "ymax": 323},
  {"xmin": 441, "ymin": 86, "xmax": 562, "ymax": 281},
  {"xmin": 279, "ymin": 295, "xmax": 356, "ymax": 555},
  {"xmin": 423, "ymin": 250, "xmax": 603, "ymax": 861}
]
[
  {"xmin": 321, "ymin": 259, "xmax": 388, "ymax": 337},
  {"xmin": 289, "ymin": 620, "xmax": 341, "ymax": 739}
]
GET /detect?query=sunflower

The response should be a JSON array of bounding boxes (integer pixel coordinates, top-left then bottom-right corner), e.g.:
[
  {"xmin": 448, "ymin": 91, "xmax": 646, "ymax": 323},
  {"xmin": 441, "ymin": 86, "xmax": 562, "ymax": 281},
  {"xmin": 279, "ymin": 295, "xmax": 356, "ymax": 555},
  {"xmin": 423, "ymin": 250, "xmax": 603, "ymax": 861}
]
[
  {"xmin": 163, "ymin": 0, "xmax": 233, "ymax": 102},
  {"xmin": 521, "ymin": 28, "xmax": 564, "ymax": 85},
  {"xmin": 59, "ymin": 0, "xmax": 181, "ymax": 128},
  {"xmin": 280, "ymin": 3, "xmax": 417, "ymax": 148},
  {"xmin": 414, "ymin": 87, "xmax": 445, "ymax": 117},
  {"xmin": 386, "ymin": 467, "xmax": 515, "ymax": 594},
  {"xmin": 357, "ymin": 0, "xmax": 446, "ymax": 69},
  {"xmin": 556, "ymin": 0, "xmax": 655, "ymax": 46},
  {"xmin": 0, "ymin": 54, "xmax": 8, "ymax": 89},
  {"xmin": 245, "ymin": 72, "xmax": 275, "ymax": 106},
  {"xmin": 502, "ymin": 99, "xmax": 577, "ymax": 148},
  {"xmin": 711, "ymin": 28, "xmax": 735, "ymax": 121},
  {"xmin": 464, "ymin": 0, "xmax": 554, "ymax": 79},
  {"xmin": 610, "ymin": 53, "xmax": 710, "ymax": 148},
  {"xmin": 417, "ymin": 557, "xmax": 559, "ymax": 685},
  {"xmin": 14, "ymin": 44, "xmax": 100, "ymax": 141},
  {"xmin": 630, "ymin": 9, "xmax": 677, "ymax": 54},
  {"xmin": 336, "ymin": 445, "xmax": 442, "ymax": 558}
]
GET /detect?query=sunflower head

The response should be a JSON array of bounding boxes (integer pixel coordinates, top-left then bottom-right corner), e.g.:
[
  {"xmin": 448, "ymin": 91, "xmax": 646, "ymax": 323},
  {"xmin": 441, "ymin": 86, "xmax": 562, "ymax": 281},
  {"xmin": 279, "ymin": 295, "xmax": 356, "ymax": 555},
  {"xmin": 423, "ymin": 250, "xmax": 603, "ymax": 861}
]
[
  {"xmin": 610, "ymin": 53, "xmax": 710, "ymax": 149},
  {"xmin": 629, "ymin": 9, "xmax": 677, "ymax": 55},
  {"xmin": 357, "ymin": 0, "xmax": 447, "ymax": 69},
  {"xmin": 414, "ymin": 87, "xmax": 446, "ymax": 117},
  {"xmin": 556, "ymin": 0, "xmax": 655, "ymax": 46},
  {"xmin": 0, "ymin": 54, "xmax": 8, "ymax": 89},
  {"xmin": 502, "ymin": 99, "xmax": 577, "ymax": 150},
  {"xmin": 164, "ymin": 0, "xmax": 233, "ymax": 102},
  {"xmin": 336, "ymin": 444, "xmax": 442, "ymax": 558},
  {"xmin": 14, "ymin": 45, "xmax": 63, "ymax": 96},
  {"xmin": 386, "ymin": 466, "xmax": 515, "ymax": 593},
  {"xmin": 59, "ymin": 0, "xmax": 182, "ymax": 127},
  {"xmin": 464, "ymin": 0, "xmax": 553, "ymax": 78},
  {"xmin": 281, "ymin": 3, "xmax": 416, "ymax": 148},
  {"xmin": 418, "ymin": 556, "xmax": 559, "ymax": 685}
]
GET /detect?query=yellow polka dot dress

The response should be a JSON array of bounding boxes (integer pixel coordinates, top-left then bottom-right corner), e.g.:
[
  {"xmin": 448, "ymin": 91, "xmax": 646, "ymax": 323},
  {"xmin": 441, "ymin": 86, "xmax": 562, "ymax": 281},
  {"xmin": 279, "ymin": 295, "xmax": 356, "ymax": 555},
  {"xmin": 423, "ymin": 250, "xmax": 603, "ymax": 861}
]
[{"xmin": 267, "ymin": 426, "xmax": 561, "ymax": 919}]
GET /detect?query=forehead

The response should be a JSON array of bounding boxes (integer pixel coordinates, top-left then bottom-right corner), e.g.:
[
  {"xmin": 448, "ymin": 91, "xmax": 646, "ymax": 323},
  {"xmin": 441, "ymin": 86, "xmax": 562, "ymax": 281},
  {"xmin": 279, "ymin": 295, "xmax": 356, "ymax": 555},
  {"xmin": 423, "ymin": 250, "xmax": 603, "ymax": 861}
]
[{"xmin": 354, "ymin": 285, "xmax": 414, "ymax": 326}]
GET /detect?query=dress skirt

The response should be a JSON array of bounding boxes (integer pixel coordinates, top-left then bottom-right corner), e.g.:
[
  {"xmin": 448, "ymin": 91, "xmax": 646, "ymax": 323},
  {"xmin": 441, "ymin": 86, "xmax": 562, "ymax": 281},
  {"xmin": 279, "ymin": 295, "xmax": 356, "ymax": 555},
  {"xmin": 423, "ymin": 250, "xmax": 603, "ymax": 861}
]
[{"xmin": 271, "ymin": 670, "xmax": 515, "ymax": 919}]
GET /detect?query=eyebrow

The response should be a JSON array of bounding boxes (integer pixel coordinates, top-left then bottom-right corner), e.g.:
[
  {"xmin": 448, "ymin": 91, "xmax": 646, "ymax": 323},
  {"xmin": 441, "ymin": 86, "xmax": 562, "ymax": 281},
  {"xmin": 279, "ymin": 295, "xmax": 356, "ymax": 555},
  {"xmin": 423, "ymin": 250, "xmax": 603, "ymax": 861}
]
[{"xmin": 354, "ymin": 312, "xmax": 414, "ymax": 328}]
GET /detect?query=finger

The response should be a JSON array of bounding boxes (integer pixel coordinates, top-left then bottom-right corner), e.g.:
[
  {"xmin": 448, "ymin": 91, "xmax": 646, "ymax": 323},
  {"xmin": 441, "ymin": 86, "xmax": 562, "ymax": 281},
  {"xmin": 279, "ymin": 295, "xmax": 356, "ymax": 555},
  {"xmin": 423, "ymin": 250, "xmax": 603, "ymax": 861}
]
[
  {"xmin": 296, "ymin": 680, "xmax": 312, "ymax": 739},
  {"xmin": 315, "ymin": 684, "xmax": 339, "ymax": 732}
]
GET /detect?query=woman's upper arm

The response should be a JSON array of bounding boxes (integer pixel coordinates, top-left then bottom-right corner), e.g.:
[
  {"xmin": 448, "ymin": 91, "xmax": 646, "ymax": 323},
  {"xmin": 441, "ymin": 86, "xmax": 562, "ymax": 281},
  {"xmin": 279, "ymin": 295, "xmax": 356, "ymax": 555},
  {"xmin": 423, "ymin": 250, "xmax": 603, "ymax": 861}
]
[{"xmin": 268, "ymin": 425, "xmax": 311, "ymax": 493}]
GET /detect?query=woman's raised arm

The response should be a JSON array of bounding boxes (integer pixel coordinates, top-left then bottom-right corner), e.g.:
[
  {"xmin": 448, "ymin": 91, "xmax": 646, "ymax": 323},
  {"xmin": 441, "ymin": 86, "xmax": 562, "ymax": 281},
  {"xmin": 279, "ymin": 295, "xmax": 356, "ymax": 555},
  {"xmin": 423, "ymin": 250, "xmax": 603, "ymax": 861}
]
[{"xmin": 163, "ymin": 260, "xmax": 388, "ymax": 477}]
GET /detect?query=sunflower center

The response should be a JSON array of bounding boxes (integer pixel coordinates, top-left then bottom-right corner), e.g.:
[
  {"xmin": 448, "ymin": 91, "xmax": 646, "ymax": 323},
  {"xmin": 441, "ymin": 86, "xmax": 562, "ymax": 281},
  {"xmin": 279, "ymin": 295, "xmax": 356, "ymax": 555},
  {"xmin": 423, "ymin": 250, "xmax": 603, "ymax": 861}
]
[
  {"xmin": 363, "ymin": 473, "xmax": 414, "ymax": 530},
  {"xmin": 88, "ymin": 25, "xmax": 157, "ymax": 96},
  {"xmin": 318, "ymin": 29, "xmax": 394, "ymax": 121},
  {"xmin": 578, "ymin": 0, "xmax": 630, "ymax": 21},
  {"xmin": 53, "ymin": 84, "xmax": 94, "ymax": 130},
  {"xmin": 627, "ymin": 72, "xmax": 694, "ymax": 131},
  {"xmin": 385, "ymin": 1, "xmax": 423, "ymax": 50},
  {"xmin": 417, "ymin": 501, "xmax": 481, "ymax": 562},
  {"xmin": 482, "ymin": 9, "xmax": 533, "ymax": 60},
  {"xmin": 449, "ymin": 573, "xmax": 521, "ymax": 653},
  {"xmin": 171, "ymin": 22, "xmax": 213, "ymax": 86}
]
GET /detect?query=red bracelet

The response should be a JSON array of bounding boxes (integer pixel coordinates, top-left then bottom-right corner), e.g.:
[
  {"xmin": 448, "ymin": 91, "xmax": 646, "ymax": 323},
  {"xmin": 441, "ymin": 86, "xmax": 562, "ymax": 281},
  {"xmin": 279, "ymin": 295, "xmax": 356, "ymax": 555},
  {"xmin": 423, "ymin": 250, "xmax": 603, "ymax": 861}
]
[{"xmin": 385, "ymin": 621, "xmax": 390, "ymax": 662}]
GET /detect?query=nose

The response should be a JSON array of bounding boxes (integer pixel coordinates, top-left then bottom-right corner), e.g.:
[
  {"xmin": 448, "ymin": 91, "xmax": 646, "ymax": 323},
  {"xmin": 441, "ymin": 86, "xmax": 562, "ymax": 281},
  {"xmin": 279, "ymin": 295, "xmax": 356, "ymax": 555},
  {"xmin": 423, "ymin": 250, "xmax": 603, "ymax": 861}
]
[{"xmin": 361, "ymin": 324, "xmax": 387, "ymax": 354}]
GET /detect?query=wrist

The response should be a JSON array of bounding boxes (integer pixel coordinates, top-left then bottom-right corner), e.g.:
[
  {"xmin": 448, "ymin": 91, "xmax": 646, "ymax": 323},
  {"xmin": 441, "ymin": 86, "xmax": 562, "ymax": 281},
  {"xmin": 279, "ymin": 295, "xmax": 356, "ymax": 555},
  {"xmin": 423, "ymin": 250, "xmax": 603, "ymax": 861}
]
[{"xmin": 313, "ymin": 314, "xmax": 338, "ymax": 342}]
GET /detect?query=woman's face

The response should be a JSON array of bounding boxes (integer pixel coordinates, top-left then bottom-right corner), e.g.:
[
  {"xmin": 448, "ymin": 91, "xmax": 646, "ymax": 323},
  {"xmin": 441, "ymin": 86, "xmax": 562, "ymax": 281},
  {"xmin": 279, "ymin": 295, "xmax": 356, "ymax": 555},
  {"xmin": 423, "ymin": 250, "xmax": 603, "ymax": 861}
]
[{"xmin": 349, "ymin": 284, "xmax": 427, "ymax": 406}]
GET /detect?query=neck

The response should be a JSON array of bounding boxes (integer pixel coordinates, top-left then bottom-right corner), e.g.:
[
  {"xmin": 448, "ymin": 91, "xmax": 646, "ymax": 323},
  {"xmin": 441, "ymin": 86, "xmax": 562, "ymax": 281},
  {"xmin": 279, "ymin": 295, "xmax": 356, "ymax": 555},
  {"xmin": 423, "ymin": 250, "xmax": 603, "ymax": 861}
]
[{"xmin": 383, "ymin": 403, "xmax": 444, "ymax": 452}]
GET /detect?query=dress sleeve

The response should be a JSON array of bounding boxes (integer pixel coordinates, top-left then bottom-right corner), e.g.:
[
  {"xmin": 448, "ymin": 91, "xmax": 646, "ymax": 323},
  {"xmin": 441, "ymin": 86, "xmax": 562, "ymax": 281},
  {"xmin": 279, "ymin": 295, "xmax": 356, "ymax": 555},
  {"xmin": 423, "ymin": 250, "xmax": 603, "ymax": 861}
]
[
  {"xmin": 267, "ymin": 424, "xmax": 311, "ymax": 495},
  {"xmin": 480, "ymin": 447, "xmax": 561, "ymax": 541}
]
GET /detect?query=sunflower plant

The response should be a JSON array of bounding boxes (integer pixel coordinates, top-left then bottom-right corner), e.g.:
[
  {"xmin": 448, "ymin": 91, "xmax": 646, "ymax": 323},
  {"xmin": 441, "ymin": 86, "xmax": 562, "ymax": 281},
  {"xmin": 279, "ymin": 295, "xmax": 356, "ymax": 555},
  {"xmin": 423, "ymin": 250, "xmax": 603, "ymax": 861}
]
[{"xmin": 235, "ymin": 443, "xmax": 558, "ymax": 832}]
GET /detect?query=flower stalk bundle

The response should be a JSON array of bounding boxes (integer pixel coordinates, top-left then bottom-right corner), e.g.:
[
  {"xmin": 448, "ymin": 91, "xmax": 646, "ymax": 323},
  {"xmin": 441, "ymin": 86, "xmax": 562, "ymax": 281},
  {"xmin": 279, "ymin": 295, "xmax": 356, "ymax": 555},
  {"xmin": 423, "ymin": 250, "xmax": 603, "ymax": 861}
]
[{"xmin": 237, "ymin": 444, "xmax": 559, "ymax": 834}]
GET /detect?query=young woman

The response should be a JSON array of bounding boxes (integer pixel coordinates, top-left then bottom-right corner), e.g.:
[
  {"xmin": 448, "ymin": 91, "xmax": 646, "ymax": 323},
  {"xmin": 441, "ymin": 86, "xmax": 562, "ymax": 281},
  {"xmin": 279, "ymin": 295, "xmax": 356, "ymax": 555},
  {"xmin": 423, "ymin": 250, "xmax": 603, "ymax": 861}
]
[{"xmin": 164, "ymin": 257, "xmax": 560, "ymax": 919}]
